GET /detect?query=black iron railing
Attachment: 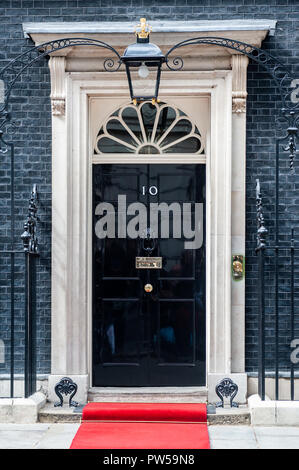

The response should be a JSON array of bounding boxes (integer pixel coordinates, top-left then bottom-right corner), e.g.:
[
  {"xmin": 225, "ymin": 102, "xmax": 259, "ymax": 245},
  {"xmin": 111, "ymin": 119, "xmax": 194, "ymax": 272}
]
[
  {"xmin": 256, "ymin": 177, "xmax": 299, "ymax": 400},
  {"xmin": 0, "ymin": 183, "xmax": 38, "ymax": 398},
  {"xmin": 21, "ymin": 185, "xmax": 39, "ymax": 398}
]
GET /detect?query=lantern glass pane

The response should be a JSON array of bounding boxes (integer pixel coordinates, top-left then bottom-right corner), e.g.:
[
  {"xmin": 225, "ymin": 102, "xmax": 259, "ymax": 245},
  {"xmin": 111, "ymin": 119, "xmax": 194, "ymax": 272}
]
[{"xmin": 130, "ymin": 66, "xmax": 158, "ymax": 99}]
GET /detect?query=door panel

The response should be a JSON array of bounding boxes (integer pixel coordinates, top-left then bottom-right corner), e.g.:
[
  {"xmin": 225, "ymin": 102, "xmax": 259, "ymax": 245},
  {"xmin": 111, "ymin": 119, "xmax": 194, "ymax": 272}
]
[{"xmin": 92, "ymin": 163, "xmax": 206, "ymax": 386}]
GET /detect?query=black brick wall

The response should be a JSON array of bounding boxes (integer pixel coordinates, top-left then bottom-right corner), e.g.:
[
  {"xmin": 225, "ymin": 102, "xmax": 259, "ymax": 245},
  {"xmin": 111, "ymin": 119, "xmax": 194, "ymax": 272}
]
[{"xmin": 0, "ymin": 0, "xmax": 298, "ymax": 376}]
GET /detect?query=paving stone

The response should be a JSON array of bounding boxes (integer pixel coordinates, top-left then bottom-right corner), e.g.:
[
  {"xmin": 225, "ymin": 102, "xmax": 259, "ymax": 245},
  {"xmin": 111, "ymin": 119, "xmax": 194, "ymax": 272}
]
[
  {"xmin": 254, "ymin": 426, "xmax": 299, "ymax": 448},
  {"xmin": 0, "ymin": 423, "xmax": 49, "ymax": 431},
  {"xmin": 208, "ymin": 425, "xmax": 256, "ymax": 441},
  {"xmin": 0, "ymin": 429, "xmax": 48, "ymax": 449},
  {"xmin": 35, "ymin": 423, "xmax": 80, "ymax": 449},
  {"xmin": 254, "ymin": 426, "xmax": 299, "ymax": 437},
  {"xmin": 210, "ymin": 440, "xmax": 258, "ymax": 449},
  {"xmin": 256, "ymin": 437, "xmax": 299, "ymax": 450},
  {"xmin": 0, "ymin": 424, "xmax": 297, "ymax": 449}
]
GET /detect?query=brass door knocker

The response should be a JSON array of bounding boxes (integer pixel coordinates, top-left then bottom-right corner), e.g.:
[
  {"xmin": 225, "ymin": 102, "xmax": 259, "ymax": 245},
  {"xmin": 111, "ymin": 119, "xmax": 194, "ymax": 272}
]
[{"xmin": 144, "ymin": 283, "xmax": 153, "ymax": 293}]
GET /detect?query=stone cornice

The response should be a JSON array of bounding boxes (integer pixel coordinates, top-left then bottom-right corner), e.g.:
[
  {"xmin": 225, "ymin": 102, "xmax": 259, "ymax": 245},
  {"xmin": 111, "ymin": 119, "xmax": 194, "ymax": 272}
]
[
  {"xmin": 22, "ymin": 20, "xmax": 276, "ymax": 59},
  {"xmin": 23, "ymin": 19, "xmax": 276, "ymax": 36}
]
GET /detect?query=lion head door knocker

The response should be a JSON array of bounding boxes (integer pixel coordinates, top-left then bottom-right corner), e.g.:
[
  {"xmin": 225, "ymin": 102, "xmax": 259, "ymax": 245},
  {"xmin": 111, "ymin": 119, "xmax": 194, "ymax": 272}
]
[
  {"xmin": 215, "ymin": 377, "xmax": 239, "ymax": 408},
  {"xmin": 54, "ymin": 377, "xmax": 79, "ymax": 408}
]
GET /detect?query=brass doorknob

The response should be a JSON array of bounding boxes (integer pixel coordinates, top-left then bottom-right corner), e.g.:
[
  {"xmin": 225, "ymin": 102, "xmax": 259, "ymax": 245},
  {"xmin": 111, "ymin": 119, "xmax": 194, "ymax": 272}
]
[{"xmin": 144, "ymin": 283, "xmax": 153, "ymax": 293}]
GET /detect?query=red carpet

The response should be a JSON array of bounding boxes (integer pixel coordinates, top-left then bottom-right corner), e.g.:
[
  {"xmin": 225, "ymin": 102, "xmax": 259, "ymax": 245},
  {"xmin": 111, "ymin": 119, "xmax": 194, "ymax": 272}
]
[{"xmin": 70, "ymin": 403, "xmax": 210, "ymax": 449}]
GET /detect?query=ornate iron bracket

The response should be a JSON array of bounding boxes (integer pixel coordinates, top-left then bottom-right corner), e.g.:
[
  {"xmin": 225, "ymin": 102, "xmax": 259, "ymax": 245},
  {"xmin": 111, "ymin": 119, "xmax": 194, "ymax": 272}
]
[
  {"xmin": 21, "ymin": 184, "xmax": 39, "ymax": 254},
  {"xmin": 0, "ymin": 37, "xmax": 121, "ymax": 117},
  {"xmin": 256, "ymin": 179, "xmax": 268, "ymax": 252},
  {"xmin": 164, "ymin": 36, "xmax": 298, "ymax": 168},
  {"xmin": 215, "ymin": 377, "xmax": 239, "ymax": 408},
  {"xmin": 54, "ymin": 377, "xmax": 79, "ymax": 408},
  {"xmin": 164, "ymin": 36, "xmax": 298, "ymax": 109}
]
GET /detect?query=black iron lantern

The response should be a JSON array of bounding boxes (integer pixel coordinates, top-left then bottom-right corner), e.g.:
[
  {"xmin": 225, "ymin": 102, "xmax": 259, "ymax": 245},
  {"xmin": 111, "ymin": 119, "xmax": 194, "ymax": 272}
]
[{"xmin": 121, "ymin": 18, "xmax": 165, "ymax": 104}]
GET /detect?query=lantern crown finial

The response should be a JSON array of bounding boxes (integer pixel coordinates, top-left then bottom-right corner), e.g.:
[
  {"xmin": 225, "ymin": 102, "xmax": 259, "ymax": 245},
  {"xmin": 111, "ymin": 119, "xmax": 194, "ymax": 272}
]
[
  {"xmin": 135, "ymin": 18, "xmax": 152, "ymax": 40},
  {"xmin": 122, "ymin": 18, "xmax": 165, "ymax": 103}
]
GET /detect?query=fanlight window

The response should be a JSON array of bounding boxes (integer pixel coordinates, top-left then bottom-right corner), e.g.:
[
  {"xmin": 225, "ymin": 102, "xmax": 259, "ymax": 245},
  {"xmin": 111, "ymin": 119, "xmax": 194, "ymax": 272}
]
[{"xmin": 94, "ymin": 101, "xmax": 204, "ymax": 155}]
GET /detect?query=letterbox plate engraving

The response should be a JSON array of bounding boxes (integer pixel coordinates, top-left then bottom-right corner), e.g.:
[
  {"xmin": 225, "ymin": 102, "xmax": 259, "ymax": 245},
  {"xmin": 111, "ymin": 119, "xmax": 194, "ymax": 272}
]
[{"xmin": 136, "ymin": 257, "xmax": 162, "ymax": 269}]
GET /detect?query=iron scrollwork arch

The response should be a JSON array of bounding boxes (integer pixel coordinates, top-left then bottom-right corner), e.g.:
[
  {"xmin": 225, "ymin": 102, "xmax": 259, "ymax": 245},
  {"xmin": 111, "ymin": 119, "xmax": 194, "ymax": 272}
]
[
  {"xmin": 165, "ymin": 36, "xmax": 298, "ymax": 171},
  {"xmin": 165, "ymin": 36, "xmax": 298, "ymax": 110},
  {"xmin": 0, "ymin": 37, "xmax": 122, "ymax": 133}
]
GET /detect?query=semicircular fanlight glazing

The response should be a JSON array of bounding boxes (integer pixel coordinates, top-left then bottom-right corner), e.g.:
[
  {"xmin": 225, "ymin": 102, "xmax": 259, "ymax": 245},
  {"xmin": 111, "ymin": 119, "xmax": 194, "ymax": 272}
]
[{"xmin": 94, "ymin": 101, "xmax": 205, "ymax": 155}]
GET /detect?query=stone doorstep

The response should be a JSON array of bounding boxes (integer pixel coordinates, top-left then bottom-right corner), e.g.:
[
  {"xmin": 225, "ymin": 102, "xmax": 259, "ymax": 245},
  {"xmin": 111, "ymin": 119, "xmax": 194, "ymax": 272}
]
[
  {"xmin": 209, "ymin": 407, "xmax": 250, "ymax": 425},
  {"xmin": 39, "ymin": 386, "xmax": 250, "ymax": 424},
  {"xmin": 38, "ymin": 402, "xmax": 250, "ymax": 425},
  {"xmin": 38, "ymin": 404, "xmax": 82, "ymax": 423},
  {"xmin": 0, "ymin": 392, "xmax": 46, "ymax": 423},
  {"xmin": 87, "ymin": 386, "xmax": 208, "ymax": 404}
]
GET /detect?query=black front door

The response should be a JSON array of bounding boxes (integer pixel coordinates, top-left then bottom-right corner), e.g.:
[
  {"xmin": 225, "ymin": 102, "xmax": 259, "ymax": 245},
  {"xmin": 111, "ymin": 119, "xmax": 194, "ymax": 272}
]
[{"xmin": 92, "ymin": 163, "xmax": 206, "ymax": 386}]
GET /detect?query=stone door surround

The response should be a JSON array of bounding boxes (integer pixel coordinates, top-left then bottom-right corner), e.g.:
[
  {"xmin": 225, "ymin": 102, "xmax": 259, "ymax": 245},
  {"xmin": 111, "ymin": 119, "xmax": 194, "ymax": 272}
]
[{"xmin": 24, "ymin": 20, "xmax": 274, "ymax": 403}]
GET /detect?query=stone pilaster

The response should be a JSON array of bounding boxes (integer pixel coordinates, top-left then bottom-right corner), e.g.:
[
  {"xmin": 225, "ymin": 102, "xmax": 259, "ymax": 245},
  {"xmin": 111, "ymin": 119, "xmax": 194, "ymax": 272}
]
[{"xmin": 230, "ymin": 54, "xmax": 249, "ymax": 374}]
